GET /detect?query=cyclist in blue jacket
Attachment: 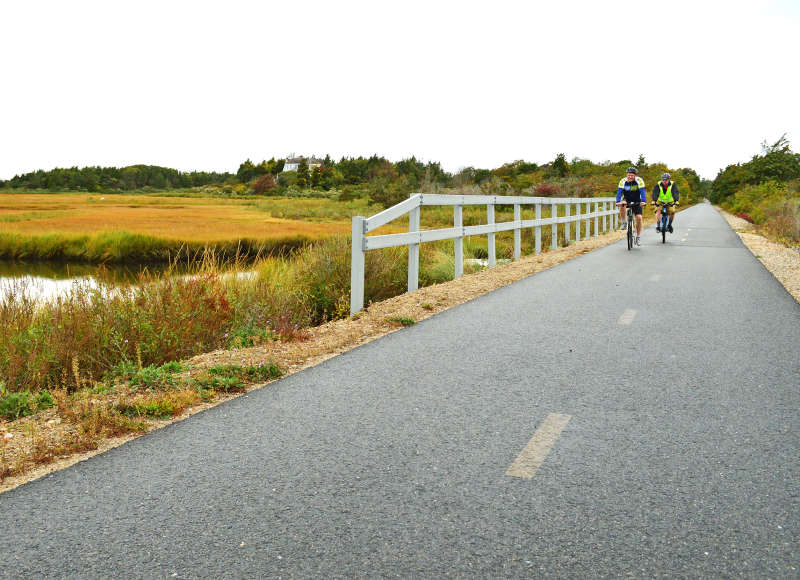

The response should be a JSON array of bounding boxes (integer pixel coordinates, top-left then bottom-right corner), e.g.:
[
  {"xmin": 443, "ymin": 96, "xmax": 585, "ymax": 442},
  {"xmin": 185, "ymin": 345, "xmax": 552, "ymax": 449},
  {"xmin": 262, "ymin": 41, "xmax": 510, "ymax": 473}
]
[{"xmin": 616, "ymin": 166, "xmax": 647, "ymax": 246}]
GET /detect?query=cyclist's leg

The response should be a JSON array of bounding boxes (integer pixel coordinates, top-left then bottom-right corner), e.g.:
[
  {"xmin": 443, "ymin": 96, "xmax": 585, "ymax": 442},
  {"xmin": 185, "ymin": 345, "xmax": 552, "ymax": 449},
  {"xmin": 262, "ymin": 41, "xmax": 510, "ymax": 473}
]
[
  {"xmin": 634, "ymin": 205, "xmax": 643, "ymax": 236},
  {"xmin": 667, "ymin": 204, "xmax": 676, "ymax": 227}
]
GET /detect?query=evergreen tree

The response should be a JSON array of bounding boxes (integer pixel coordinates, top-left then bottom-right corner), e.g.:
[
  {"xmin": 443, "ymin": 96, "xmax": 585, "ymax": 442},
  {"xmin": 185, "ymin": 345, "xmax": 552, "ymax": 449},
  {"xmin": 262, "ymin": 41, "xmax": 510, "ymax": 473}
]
[{"xmin": 296, "ymin": 158, "xmax": 309, "ymax": 188}]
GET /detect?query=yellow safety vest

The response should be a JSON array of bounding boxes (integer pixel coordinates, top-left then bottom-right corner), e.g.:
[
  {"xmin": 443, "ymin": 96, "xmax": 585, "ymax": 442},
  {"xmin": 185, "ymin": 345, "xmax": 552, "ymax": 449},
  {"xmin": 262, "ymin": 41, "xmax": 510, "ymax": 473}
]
[{"xmin": 657, "ymin": 182, "xmax": 674, "ymax": 203}]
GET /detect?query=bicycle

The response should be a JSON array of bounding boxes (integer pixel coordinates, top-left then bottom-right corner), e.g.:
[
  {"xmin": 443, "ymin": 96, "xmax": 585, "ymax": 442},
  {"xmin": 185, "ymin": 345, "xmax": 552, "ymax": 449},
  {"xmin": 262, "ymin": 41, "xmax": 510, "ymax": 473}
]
[
  {"xmin": 654, "ymin": 202, "xmax": 678, "ymax": 243},
  {"xmin": 618, "ymin": 201, "xmax": 642, "ymax": 250}
]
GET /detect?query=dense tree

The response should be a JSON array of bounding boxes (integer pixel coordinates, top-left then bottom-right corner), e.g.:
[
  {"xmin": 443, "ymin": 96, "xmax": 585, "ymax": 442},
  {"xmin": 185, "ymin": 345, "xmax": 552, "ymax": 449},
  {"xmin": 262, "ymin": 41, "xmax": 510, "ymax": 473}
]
[
  {"xmin": 549, "ymin": 153, "xmax": 570, "ymax": 177},
  {"xmin": 710, "ymin": 136, "xmax": 800, "ymax": 204},
  {"xmin": 296, "ymin": 158, "xmax": 309, "ymax": 188}
]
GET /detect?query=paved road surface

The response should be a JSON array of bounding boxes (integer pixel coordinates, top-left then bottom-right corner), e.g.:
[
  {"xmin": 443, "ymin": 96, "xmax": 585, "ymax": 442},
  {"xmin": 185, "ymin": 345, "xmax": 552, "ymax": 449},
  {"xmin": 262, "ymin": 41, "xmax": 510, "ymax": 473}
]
[{"xmin": 1, "ymin": 203, "xmax": 797, "ymax": 578}]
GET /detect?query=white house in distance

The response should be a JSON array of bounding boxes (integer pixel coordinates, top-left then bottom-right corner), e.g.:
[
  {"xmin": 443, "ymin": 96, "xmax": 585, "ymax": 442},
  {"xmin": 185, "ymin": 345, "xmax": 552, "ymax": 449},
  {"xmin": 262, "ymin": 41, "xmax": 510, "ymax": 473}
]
[{"xmin": 282, "ymin": 156, "xmax": 323, "ymax": 172}]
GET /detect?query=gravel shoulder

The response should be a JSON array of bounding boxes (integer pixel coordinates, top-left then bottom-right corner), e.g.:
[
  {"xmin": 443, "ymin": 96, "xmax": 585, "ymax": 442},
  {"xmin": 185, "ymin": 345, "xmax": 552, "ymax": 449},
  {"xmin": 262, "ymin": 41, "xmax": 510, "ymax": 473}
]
[{"xmin": 717, "ymin": 207, "xmax": 800, "ymax": 303}]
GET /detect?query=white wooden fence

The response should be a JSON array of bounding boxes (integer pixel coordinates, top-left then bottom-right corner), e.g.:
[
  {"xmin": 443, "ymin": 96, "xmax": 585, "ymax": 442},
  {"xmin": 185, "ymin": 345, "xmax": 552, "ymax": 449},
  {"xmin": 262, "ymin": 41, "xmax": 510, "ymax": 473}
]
[{"xmin": 351, "ymin": 193, "xmax": 618, "ymax": 315}]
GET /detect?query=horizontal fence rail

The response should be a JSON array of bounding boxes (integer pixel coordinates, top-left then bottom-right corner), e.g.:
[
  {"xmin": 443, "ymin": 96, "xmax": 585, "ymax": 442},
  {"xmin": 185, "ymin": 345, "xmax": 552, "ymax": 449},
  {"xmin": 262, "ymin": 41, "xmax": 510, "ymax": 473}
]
[{"xmin": 351, "ymin": 193, "xmax": 618, "ymax": 315}]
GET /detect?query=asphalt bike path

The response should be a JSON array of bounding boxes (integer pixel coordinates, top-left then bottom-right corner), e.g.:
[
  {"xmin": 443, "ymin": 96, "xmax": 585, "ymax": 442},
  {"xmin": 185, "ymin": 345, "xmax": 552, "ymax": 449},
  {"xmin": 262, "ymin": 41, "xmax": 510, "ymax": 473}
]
[{"xmin": 1, "ymin": 203, "xmax": 797, "ymax": 578}]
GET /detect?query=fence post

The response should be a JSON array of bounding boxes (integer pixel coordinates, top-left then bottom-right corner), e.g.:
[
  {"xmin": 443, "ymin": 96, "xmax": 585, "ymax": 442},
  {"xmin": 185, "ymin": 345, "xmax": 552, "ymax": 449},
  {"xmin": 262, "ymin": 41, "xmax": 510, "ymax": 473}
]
[
  {"xmin": 454, "ymin": 204, "xmax": 463, "ymax": 278},
  {"xmin": 513, "ymin": 203, "xmax": 521, "ymax": 260},
  {"xmin": 584, "ymin": 201, "xmax": 590, "ymax": 239},
  {"xmin": 575, "ymin": 202, "xmax": 581, "ymax": 242},
  {"xmin": 350, "ymin": 216, "xmax": 365, "ymax": 316},
  {"xmin": 551, "ymin": 202, "xmax": 558, "ymax": 250},
  {"xmin": 603, "ymin": 201, "xmax": 608, "ymax": 232},
  {"xmin": 564, "ymin": 202, "xmax": 571, "ymax": 243},
  {"xmin": 487, "ymin": 203, "xmax": 496, "ymax": 268},
  {"xmin": 593, "ymin": 201, "xmax": 599, "ymax": 237},
  {"xmin": 535, "ymin": 203, "xmax": 541, "ymax": 254},
  {"xmin": 408, "ymin": 204, "xmax": 420, "ymax": 292}
]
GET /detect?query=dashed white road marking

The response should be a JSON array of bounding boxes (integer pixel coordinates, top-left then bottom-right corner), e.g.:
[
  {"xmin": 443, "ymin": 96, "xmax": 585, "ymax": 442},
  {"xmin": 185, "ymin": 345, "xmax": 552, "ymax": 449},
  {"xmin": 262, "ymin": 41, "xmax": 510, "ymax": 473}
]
[
  {"xmin": 506, "ymin": 413, "xmax": 571, "ymax": 479},
  {"xmin": 617, "ymin": 309, "xmax": 637, "ymax": 325}
]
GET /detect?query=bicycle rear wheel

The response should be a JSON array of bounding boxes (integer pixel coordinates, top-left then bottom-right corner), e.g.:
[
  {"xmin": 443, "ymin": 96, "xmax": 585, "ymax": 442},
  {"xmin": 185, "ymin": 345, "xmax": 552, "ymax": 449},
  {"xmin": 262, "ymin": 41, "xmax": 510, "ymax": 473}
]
[{"xmin": 662, "ymin": 216, "xmax": 666, "ymax": 243}]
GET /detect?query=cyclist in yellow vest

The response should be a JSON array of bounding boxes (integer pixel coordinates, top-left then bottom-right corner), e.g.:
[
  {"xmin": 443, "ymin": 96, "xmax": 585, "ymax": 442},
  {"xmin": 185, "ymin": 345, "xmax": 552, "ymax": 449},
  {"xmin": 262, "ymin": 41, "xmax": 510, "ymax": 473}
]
[{"xmin": 651, "ymin": 173, "xmax": 680, "ymax": 233}]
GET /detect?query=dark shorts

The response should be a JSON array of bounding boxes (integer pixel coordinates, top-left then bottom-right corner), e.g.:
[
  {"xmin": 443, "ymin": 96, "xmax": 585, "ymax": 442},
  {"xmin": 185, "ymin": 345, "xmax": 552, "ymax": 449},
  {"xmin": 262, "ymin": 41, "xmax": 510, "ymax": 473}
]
[{"xmin": 621, "ymin": 200, "xmax": 643, "ymax": 215}]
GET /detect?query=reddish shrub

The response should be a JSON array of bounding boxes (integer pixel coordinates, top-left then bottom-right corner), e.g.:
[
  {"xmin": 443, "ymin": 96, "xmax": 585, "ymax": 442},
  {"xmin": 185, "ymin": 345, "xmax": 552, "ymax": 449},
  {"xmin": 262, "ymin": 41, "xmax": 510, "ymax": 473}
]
[
  {"xmin": 253, "ymin": 174, "xmax": 277, "ymax": 195},
  {"xmin": 534, "ymin": 183, "xmax": 563, "ymax": 197}
]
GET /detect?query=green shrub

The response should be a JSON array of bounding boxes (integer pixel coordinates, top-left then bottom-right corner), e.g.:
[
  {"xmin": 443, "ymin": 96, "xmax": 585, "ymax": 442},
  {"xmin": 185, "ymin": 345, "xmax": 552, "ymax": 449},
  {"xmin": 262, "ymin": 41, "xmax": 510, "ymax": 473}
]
[
  {"xmin": 294, "ymin": 235, "xmax": 406, "ymax": 324},
  {"xmin": 0, "ymin": 390, "xmax": 34, "ymax": 420},
  {"xmin": 37, "ymin": 389, "xmax": 54, "ymax": 410}
]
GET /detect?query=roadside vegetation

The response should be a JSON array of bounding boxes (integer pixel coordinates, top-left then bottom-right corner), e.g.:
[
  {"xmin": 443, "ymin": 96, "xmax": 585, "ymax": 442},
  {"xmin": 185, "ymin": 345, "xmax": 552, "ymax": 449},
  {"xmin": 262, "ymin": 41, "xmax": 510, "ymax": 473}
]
[{"xmin": 711, "ymin": 135, "xmax": 800, "ymax": 245}]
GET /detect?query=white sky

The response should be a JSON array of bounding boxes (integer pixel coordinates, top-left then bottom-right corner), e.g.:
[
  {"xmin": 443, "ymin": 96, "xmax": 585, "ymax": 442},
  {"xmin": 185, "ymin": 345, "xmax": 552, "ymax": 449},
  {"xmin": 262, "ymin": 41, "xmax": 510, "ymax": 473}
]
[{"xmin": 2, "ymin": 0, "xmax": 798, "ymax": 181}]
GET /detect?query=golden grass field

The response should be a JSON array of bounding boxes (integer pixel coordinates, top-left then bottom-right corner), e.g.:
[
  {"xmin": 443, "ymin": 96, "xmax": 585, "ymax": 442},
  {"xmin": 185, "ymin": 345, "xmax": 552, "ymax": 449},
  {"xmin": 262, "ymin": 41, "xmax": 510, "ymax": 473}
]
[{"xmin": 0, "ymin": 193, "xmax": 355, "ymax": 241}]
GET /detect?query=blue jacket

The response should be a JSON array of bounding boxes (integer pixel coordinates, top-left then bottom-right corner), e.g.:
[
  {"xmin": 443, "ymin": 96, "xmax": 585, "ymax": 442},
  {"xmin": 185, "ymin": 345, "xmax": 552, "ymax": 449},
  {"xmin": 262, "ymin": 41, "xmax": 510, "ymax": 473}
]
[{"xmin": 616, "ymin": 176, "xmax": 647, "ymax": 203}]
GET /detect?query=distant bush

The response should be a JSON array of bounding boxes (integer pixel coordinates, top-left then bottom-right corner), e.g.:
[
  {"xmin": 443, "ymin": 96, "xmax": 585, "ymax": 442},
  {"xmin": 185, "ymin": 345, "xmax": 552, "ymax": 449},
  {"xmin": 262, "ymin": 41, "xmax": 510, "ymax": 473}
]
[
  {"xmin": 723, "ymin": 180, "xmax": 800, "ymax": 243},
  {"xmin": 253, "ymin": 174, "xmax": 277, "ymax": 195},
  {"xmin": 534, "ymin": 184, "xmax": 562, "ymax": 197}
]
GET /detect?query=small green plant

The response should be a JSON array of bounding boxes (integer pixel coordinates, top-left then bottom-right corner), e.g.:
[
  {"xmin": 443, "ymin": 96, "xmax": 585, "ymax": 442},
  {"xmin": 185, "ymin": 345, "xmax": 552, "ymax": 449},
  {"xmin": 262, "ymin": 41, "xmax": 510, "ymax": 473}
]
[
  {"xmin": 108, "ymin": 360, "xmax": 139, "ymax": 380},
  {"xmin": 91, "ymin": 383, "xmax": 113, "ymax": 395},
  {"xmin": 115, "ymin": 400, "xmax": 176, "ymax": 420},
  {"xmin": 189, "ymin": 363, "xmax": 283, "ymax": 394},
  {"xmin": 36, "ymin": 390, "xmax": 54, "ymax": 410},
  {"xmin": 110, "ymin": 361, "xmax": 183, "ymax": 391},
  {"xmin": 421, "ymin": 303, "xmax": 434, "ymax": 310},
  {"xmin": 208, "ymin": 363, "xmax": 283, "ymax": 383},
  {"xmin": 0, "ymin": 391, "xmax": 34, "ymax": 420},
  {"xmin": 388, "ymin": 316, "xmax": 415, "ymax": 327},
  {"xmin": 226, "ymin": 326, "xmax": 274, "ymax": 349}
]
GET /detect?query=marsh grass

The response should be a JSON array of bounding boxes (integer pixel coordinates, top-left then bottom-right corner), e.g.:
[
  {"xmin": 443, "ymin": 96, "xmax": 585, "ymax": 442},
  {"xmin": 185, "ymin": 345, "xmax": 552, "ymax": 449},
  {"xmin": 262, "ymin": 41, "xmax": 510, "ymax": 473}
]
[
  {"xmin": 0, "ymin": 192, "xmax": 353, "ymax": 263},
  {"xmin": 0, "ymin": 230, "xmax": 314, "ymax": 263}
]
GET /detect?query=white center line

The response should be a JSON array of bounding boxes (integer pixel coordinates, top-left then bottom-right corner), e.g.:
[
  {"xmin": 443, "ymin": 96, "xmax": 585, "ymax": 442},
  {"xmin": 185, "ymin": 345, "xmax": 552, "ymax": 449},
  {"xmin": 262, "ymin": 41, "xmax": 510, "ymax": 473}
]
[
  {"xmin": 617, "ymin": 309, "xmax": 637, "ymax": 325},
  {"xmin": 506, "ymin": 413, "xmax": 571, "ymax": 479},
  {"xmin": 649, "ymin": 274, "xmax": 661, "ymax": 282}
]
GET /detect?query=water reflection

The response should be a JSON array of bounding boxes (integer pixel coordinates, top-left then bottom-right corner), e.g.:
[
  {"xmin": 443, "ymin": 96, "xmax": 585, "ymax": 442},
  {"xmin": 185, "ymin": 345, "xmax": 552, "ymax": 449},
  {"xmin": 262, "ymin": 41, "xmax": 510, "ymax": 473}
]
[{"xmin": 0, "ymin": 261, "xmax": 190, "ymax": 301}]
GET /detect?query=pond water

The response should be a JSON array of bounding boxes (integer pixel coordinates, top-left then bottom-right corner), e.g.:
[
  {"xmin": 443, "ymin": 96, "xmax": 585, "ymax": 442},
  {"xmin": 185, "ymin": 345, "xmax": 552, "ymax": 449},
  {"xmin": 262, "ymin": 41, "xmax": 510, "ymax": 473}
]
[{"xmin": 0, "ymin": 261, "xmax": 186, "ymax": 301}]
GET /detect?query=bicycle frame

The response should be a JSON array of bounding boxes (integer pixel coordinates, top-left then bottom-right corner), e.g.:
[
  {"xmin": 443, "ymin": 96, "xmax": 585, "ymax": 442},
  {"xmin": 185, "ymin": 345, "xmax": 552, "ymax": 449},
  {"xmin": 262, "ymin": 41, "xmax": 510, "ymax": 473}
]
[
  {"xmin": 655, "ymin": 202, "xmax": 675, "ymax": 243},
  {"xmin": 620, "ymin": 201, "xmax": 641, "ymax": 250}
]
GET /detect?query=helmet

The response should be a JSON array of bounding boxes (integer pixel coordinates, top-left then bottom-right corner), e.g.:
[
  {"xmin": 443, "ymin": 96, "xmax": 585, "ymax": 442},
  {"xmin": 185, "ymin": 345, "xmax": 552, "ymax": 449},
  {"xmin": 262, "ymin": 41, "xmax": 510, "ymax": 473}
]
[
  {"xmin": 661, "ymin": 173, "xmax": 671, "ymax": 180},
  {"xmin": 626, "ymin": 167, "xmax": 638, "ymax": 174}
]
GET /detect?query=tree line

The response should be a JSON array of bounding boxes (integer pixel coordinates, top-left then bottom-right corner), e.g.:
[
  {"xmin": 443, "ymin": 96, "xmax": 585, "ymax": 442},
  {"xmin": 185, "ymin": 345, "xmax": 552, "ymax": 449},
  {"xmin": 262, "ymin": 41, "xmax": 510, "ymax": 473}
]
[
  {"xmin": 709, "ymin": 135, "xmax": 800, "ymax": 204},
  {"xmin": 710, "ymin": 135, "xmax": 800, "ymax": 242},
  {"xmin": 0, "ymin": 165, "xmax": 232, "ymax": 192},
  {"xmin": 1, "ymin": 154, "xmax": 706, "ymax": 208}
]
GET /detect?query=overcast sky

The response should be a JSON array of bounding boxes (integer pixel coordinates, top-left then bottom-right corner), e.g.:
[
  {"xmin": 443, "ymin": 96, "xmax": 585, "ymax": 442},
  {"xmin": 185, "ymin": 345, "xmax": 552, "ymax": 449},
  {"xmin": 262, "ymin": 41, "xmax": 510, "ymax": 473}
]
[{"xmin": 2, "ymin": 0, "xmax": 798, "ymax": 181}]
